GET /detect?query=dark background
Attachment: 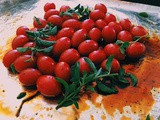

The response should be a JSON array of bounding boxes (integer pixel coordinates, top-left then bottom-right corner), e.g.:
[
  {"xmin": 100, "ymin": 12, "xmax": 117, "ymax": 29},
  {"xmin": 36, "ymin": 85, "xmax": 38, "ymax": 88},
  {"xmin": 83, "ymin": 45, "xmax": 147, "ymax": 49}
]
[{"xmin": 123, "ymin": 0, "xmax": 160, "ymax": 6}]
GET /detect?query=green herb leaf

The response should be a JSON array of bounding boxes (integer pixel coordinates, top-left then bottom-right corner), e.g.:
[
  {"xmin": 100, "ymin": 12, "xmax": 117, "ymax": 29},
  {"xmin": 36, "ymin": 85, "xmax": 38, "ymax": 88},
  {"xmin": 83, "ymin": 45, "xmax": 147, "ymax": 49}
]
[
  {"xmin": 36, "ymin": 46, "xmax": 53, "ymax": 53},
  {"xmin": 56, "ymin": 100, "xmax": 73, "ymax": 110},
  {"xmin": 84, "ymin": 57, "xmax": 97, "ymax": 73},
  {"xmin": 128, "ymin": 73, "xmax": 138, "ymax": 86},
  {"xmin": 55, "ymin": 77, "xmax": 69, "ymax": 93},
  {"xmin": 17, "ymin": 47, "xmax": 31, "ymax": 53},
  {"xmin": 60, "ymin": 12, "xmax": 73, "ymax": 17},
  {"xmin": 35, "ymin": 37, "xmax": 56, "ymax": 47},
  {"xmin": 139, "ymin": 12, "xmax": 149, "ymax": 18},
  {"xmin": 45, "ymin": 26, "xmax": 58, "ymax": 35},
  {"xmin": 120, "ymin": 42, "xmax": 129, "ymax": 54},
  {"xmin": 86, "ymin": 85, "xmax": 95, "ymax": 92},
  {"xmin": 105, "ymin": 55, "xmax": 114, "ymax": 74},
  {"xmin": 146, "ymin": 114, "xmax": 151, "ymax": 120},
  {"xmin": 17, "ymin": 92, "xmax": 26, "ymax": 99},
  {"xmin": 115, "ymin": 40, "xmax": 123, "ymax": 45},
  {"xmin": 34, "ymin": 16, "xmax": 42, "ymax": 25},
  {"xmin": 10, "ymin": 63, "xmax": 17, "ymax": 74},
  {"xmin": 73, "ymin": 101, "xmax": 79, "ymax": 109},
  {"xmin": 70, "ymin": 62, "xmax": 80, "ymax": 83}
]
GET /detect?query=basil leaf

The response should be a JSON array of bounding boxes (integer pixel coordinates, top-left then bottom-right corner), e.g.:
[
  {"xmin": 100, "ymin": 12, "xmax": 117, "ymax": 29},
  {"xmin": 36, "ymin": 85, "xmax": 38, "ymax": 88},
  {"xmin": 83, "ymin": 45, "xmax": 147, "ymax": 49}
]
[
  {"xmin": 115, "ymin": 40, "xmax": 123, "ymax": 45},
  {"xmin": 95, "ymin": 68, "xmax": 102, "ymax": 77},
  {"xmin": 55, "ymin": 77, "xmax": 69, "ymax": 93},
  {"xmin": 86, "ymin": 85, "xmax": 95, "ymax": 92},
  {"xmin": 17, "ymin": 92, "xmax": 26, "ymax": 99},
  {"xmin": 146, "ymin": 114, "xmax": 151, "ymax": 120},
  {"xmin": 139, "ymin": 12, "xmax": 149, "ymax": 18},
  {"xmin": 35, "ymin": 37, "xmax": 56, "ymax": 47},
  {"xmin": 17, "ymin": 47, "xmax": 31, "ymax": 53},
  {"xmin": 105, "ymin": 55, "xmax": 114, "ymax": 74},
  {"xmin": 128, "ymin": 73, "xmax": 138, "ymax": 86},
  {"xmin": 84, "ymin": 73, "xmax": 95, "ymax": 84},
  {"xmin": 10, "ymin": 63, "xmax": 17, "ymax": 74},
  {"xmin": 71, "ymin": 62, "xmax": 80, "ymax": 83},
  {"xmin": 56, "ymin": 100, "xmax": 73, "ymax": 110},
  {"xmin": 45, "ymin": 26, "xmax": 58, "ymax": 35},
  {"xmin": 74, "ymin": 4, "xmax": 80, "ymax": 10},
  {"xmin": 120, "ymin": 42, "xmax": 129, "ymax": 54},
  {"xmin": 36, "ymin": 46, "xmax": 53, "ymax": 53},
  {"xmin": 73, "ymin": 101, "xmax": 79, "ymax": 109},
  {"xmin": 84, "ymin": 57, "xmax": 97, "ymax": 73}
]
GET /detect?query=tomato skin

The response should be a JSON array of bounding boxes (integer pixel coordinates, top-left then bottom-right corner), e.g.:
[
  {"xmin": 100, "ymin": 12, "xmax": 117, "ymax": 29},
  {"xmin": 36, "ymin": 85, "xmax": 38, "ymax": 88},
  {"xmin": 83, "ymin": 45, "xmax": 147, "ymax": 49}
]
[
  {"xmin": 62, "ymin": 19, "xmax": 81, "ymax": 30},
  {"xmin": 130, "ymin": 26, "xmax": 147, "ymax": 38},
  {"xmin": 104, "ymin": 13, "xmax": 116, "ymax": 24},
  {"xmin": 89, "ymin": 10, "xmax": 105, "ymax": 21},
  {"xmin": 12, "ymin": 35, "xmax": 29, "ymax": 49},
  {"xmin": 126, "ymin": 42, "xmax": 146, "ymax": 58},
  {"xmin": 89, "ymin": 49, "xmax": 106, "ymax": 65},
  {"xmin": 62, "ymin": 13, "xmax": 79, "ymax": 21},
  {"xmin": 94, "ymin": 3, "xmax": 107, "ymax": 14},
  {"xmin": 81, "ymin": 19, "xmax": 95, "ymax": 32},
  {"xmin": 104, "ymin": 44, "xmax": 125, "ymax": 60},
  {"xmin": 88, "ymin": 28, "xmax": 102, "ymax": 42},
  {"xmin": 16, "ymin": 26, "xmax": 29, "ymax": 36},
  {"xmin": 119, "ymin": 19, "xmax": 132, "ymax": 31},
  {"xmin": 78, "ymin": 40, "xmax": 99, "ymax": 56},
  {"xmin": 3, "ymin": 50, "xmax": 21, "ymax": 68},
  {"xmin": 57, "ymin": 27, "xmax": 74, "ymax": 39},
  {"xmin": 44, "ymin": 9, "xmax": 60, "ymax": 20},
  {"xmin": 102, "ymin": 26, "xmax": 116, "ymax": 43},
  {"xmin": 95, "ymin": 19, "xmax": 107, "ymax": 30},
  {"xmin": 52, "ymin": 37, "xmax": 71, "ymax": 57},
  {"xmin": 59, "ymin": 48, "xmax": 80, "ymax": 66},
  {"xmin": 33, "ymin": 18, "xmax": 47, "ymax": 29},
  {"xmin": 101, "ymin": 58, "xmax": 120, "ymax": 73},
  {"xmin": 108, "ymin": 21, "xmax": 123, "ymax": 33},
  {"xmin": 117, "ymin": 30, "xmax": 133, "ymax": 42},
  {"xmin": 71, "ymin": 29, "xmax": 87, "ymax": 47},
  {"xmin": 59, "ymin": 5, "xmax": 70, "ymax": 12},
  {"xmin": 54, "ymin": 62, "xmax": 71, "ymax": 82},
  {"xmin": 37, "ymin": 75, "xmax": 61, "ymax": 97},
  {"xmin": 37, "ymin": 56, "xmax": 56, "ymax": 75},
  {"xmin": 19, "ymin": 68, "xmax": 42, "ymax": 86},
  {"xmin": 14, "ymin": 55, "xmax": 37, "ymax": 72},
  {"xmin": 47, "ymin": 15, "xmax": 63, "ymax": 27},
  {"xmin": 78, "ymin": 57, "xmax": 92, "ymax": 74},
  {"xmin": 44, "ymin": 2, "xmax": 56, "ymax": 12},
  {"xmin": 23, "ymin": 42, "xmax": 35, "ymax": 55},
  {"xmin": 45, "ymin": 35, "xmax": 57, "ymax": 41}
]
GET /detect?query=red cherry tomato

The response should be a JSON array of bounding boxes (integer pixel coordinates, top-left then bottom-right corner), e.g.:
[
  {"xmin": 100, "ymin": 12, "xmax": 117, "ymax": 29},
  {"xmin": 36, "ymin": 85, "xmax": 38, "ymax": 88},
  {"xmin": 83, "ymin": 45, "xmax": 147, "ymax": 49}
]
[
  {"xmin": 119, "ymin": 19, "xmax": 132, "ymax": 31},
  {"xmin": 78, "ymin": 57, "xmax": 92, "ymax": 74},
  {"xmin": 94, "ymin": 3, "xmax": 107, "ymax": 14},
  {"xmin": 33, "ymin": 18, "xmax": 47, "ymax": 28},
  {"xmin": 16, "ymin": 26, "xmax": 29, "ymax": 36},
  {"xmin": 14, "ymin": 55, "xmax": 37, "ymax": 72},
  {"xmin": 104, "ymin": 13, "xmax": 116, "ymax": 24},
  {"xmin": 44, "ymin": 2, "xmax": 56, "ymax": 12},
  {"xmin": 3, "ymin": 50, "xmax": 21, "ymax": 68},
  {"xmin": 117, "ymin": 30, "xmax": 133, "ymax": 42},
  {"xmin": 130, "ymin": 26, "xmax": 148, "ymax": 38},
  {"xmin": 19, "ymin": 68, "xmax": 42, "ymax": 86},
  {"xmin": 126, "ymin": 42, "xmax": 146, "ymax": 58},
  {"xmin": 59, "ymin": 48, "xmax": 80, "ymax": 66},
  {"xmin": 81, "ymin": 19, "xmax": 95, "ymax": 32},
  {"xmin": 23, "ymin": 42, "xmax": 35, "ymax": 55},
  {"xmin": 108, "ymin": 21, "xmax": 123, "ymax": 33},
  {"xmin": 52, "ymin": 37, "xmax": 71, "ymax": 57},
  {"xmin": 62, "ymin": 13, "xmax": 79, "ymax": 21},
  {"xmin": 95, "ymin": 19, "xmax": 107, "ymax": 30},
  {"xmin": 78, "ymin": 40, "xmax": 99, "ymax": 56},
  {"xmin": 104, "ymin": 43, "xmax": 125, "ymax": 60},
  {"xmin": 37, "ymin": 75, "xmax": 61, "ymax": 97},
  {"xmin": 102, "ymin": 26, "xmax": 116, "ymax": 43},
  {"xmin": 88, "ymin": 28, "xmax": 102, "ymax": 42},
  {"xmin": 57, "ymin": 27, "xmax": 74, "ymax": 39},
  {"xmin": 44, "ymin": 9, "xmax": 60, "ymax": 20},
  {"xmin": 71, "ymin": 29, "xmax": 87, "ymax": 47},
  {"xmin": 12, "ymin": 35, "xmax": 29, "ymax": 49},
  {"xmin": 47, "ymin": 15, "xmax": 63, "ymax": 27},
  {"xmin": 59, "ymin": 5, "xmax": 70, "ymax": 12},
  {"xmin": 101, "ymin": 58, "xmax": 120, "ymax": 73},
  {"xmin": 62, "ymin": 19, "xmax": 81, "ymax": 30},
  {"xmin": 54, "ymin": 62, "xmax": 71, "ymax": 82},
  {"xmin": 89, "ymin": 10, "xmax": 105, "ymax": 21},
  {"xmin": 89, "ymin": 49, "xmax": 106, "ymax": 65},
  {"xmin": 37, "ymin": 56, "xmax": 56, "ymax": 75}
]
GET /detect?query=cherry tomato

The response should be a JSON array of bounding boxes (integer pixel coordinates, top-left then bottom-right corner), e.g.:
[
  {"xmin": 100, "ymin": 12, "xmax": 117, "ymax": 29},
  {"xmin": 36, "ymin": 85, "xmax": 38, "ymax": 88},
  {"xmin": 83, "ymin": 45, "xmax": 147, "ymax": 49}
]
[
  {"xmin": 95, "ymin": 19, "xmax": 107, "ymax": 30},
  {"xmin": 62, "ymin": 13, "xmax": 79, "ymax": 21},
  {"xmin": 71, "ymin": 29, "xmax": 87, "ymax": 47},
  {"xmin": 23, "ymin": 42, "xmax": 35, "ymax": 55},
  {"xmin": 14, "ymin": 55, "xmax": 37, "ymax": 72},
  {"xmin": 108, "ymin": 21, "xmax": 122, "ymax": 33},
  {"xmin": 101, "ymin": 58, "xmax": 120, "ymax": 73},
  {"xmin": 59, "ymin": 48, "xmax": 80, "ymax": 66},
  {"xmin": 3, "ymin": 50, "xmax": 21, "ymax": 68},
  {"xmin": 78, "ymin": 57, "xmax": 92, "ymax": 74},
  {"xmin": 44, "ymin": 2, "xmax": 56, "ymax": 12},
  {"xmin": 81, "ymin": 19, "xmax": 95, "ymax": 32},
  {"xmin": 16, "ymin": 26, "xmax": 29, "ymax": 36},
  {"xmin": 104, "ymin": 13, "xmax": 116, "ymax": 24},
  {"xmin": 19, "ymin": 68, "xmax": 42, "ymax": 86},
  {"xmin": 104, "ymin": 43, "xmax": 125, "ymax": 60},
  {"xmin": 130, "ymin": 26, "xmax": 148, "ymax": 38},
  {"xmin": 117, "ymin": 30, "xmax": 133, "ymax": 42},
  {"xmin": 44, "ymin": 9, "xmax": 60, "ymax": 20},
  {"xmin": 88, "ymin": 28, "xmax": 102, "ymax": 42},
  {"xmin": 119, "ymin": 19, "xmax": 132, "ymax": 31},
  {"xmin": 126, "ymin": 42, "xmax": 146, "ymax": 58},
  {"xmin": 54, "ymin": 62, "xmax": 71, "ymax": 82},
  {"xmin": 37, "ymin": 75, "xmax": 61, "ymax": 97},
  {"xmin": 47, "ymin": 15, "xmax": 63, "ymax": 27},
  {"xmin": 94, "ymin": 3, "xmax": 107, "ymax": 14},
  {"xmin": 89, "ymin": 49, "xmax": 106, "ymax": 64},
  {"xmin": 33, "ymin": 18, "xmax": 47, "ymax": 28},
  {"xmin": 62, "ymin": 19, "xmax": 81, "ymax": 30},
  {"xmin": 59, "ymin": 5, "xmax": 70, "ymax": 12},
  {"xmin": 57, "ymin": 27, "xmax": 74, "ymax": 39},
  {"xmin": 102, "ymin": 26, "xmax": 116, "ymax": 43},
  {"xmin": 78, "ymin": 40, "xmax": 99, "ymax": 56},
  {"xmin": 52, "ymin": 37, "xmax": 71, "ymax": 57},
  {"xmin": 37, "ymin": 56, "xmax": 56, "ymax": 75},
  {"xmin": 89, "ymin": 10, "xmax": 105, "ymax": 21},
  {"xmin": 12, "ymin": 35, "xmax": 29, "ymax": 49}
]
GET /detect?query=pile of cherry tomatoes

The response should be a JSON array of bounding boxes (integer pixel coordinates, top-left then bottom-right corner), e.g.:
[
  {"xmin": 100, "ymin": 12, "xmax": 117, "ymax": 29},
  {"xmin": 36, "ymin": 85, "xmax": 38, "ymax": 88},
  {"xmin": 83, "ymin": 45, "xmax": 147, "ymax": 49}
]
[{"xmin": 3, "ymin": 2, "xmax": 148, "ymax": 97}]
